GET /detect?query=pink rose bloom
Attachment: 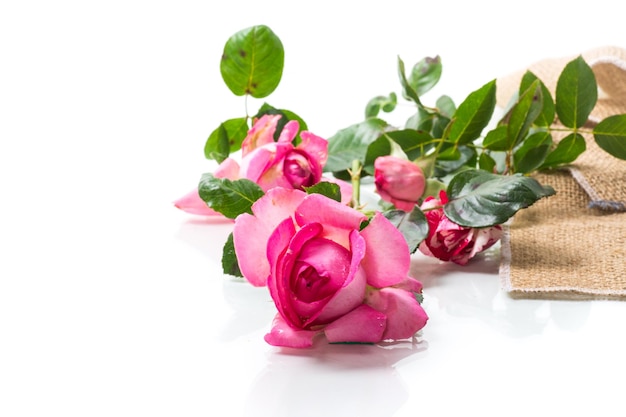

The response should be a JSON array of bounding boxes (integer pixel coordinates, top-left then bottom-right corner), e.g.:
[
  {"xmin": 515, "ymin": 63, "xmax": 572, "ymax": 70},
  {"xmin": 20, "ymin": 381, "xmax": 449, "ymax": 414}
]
[
  {"xmin": 419, "ymin": 190, "xmax": 502, "ymax": 265},
  {"xmin": 233, "ymin": 187, "xmax": 428, "ymax": 348},
  {"xmin": 174, "ymin": 114, "xmax": 352, "ymax": 215},
  {"xmin": 374, "ymin": 156, "xmax": 425, "ymax": 211}
]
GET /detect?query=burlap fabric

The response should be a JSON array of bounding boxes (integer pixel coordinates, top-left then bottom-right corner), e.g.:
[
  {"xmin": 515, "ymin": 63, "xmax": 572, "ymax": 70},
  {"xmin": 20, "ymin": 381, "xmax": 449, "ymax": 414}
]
[{"xmin": 497, "ymin": 46, "xmax": 626, "ymax": 299}]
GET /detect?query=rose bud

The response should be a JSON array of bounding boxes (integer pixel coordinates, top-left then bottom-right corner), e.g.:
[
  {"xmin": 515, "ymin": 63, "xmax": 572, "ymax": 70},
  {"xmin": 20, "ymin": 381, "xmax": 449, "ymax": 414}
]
[{"xmin": 374, "ymin": 156, "xmax": 425, "ymax": 211}]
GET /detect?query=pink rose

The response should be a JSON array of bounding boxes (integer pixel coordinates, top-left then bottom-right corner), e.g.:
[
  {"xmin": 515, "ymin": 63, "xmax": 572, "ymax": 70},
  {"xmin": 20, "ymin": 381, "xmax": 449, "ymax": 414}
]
[
  {"xmin": 419, "ymin": 190, "xmax": 502, "ymax": 265},
  {"xmin": 374, "ymin": 156, "xmax": 425, "ymax": 211},
  {"xmin": 233, "ymin": 188, "xmax": 428, "ymax": 348},
  {"xmin": 174, "ymin": 115, "xmax": 352, "ymax": 215}
]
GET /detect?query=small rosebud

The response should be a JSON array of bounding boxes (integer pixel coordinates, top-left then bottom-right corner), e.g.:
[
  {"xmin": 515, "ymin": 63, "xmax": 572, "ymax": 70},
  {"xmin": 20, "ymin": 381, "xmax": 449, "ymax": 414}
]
[{"xmin": 374, "ymin": 156, "xmax": 425, "ymax": 211}]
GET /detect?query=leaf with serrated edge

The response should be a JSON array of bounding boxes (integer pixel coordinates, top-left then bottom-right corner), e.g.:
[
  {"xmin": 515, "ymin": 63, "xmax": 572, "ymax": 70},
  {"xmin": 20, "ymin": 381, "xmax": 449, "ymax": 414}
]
[
  {"xmin": 593, "ymin": 114, "xmax": 626, "ymax": 160},
  {"xmin": 448, "ymin": 80, "xmax": 496, "ymax": 145}
]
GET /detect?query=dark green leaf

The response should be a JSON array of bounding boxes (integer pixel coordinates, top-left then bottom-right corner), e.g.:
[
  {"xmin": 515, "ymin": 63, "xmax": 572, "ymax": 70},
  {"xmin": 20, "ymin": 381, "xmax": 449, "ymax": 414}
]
[
  {"xmin": 408, "ymin": 56, "xmax": 442, "ymax": 96},
  {"xmin": 383, "ymin": 208, "xmax": 429, "ymax": 254},
  {"xmin": 482, "ymin": 125, "xmax": 510, "ymax": 151},
  {"xmin": 220, "ymin": 25, "xmax": 284, "ymax": 98},
  {"xmin": 444, "ymin": 169, "xmax": 556, "ymax": 227},
  {"xmin": 304, "ymin": 182, "xmax": 341, "ymax": 202},
  {"xmin": 555, "ymin": 56, "xmax": 597, "ymax": 128},
  {"xmin": 539, "ymin": 132, "xmax": 586, "ymax": 169},
  {"xmin": 198, "ymin": 173, "xmax": 264, "ymax": 219},
  {"xmin": 254, "ymin": 104, "xmax": 308, "ymax": 142},
  {"xmin": 222, "ymin": 233, "xmax": 243, "ymax": 277},
  {"xmin": 398, "ymin": 56, "xmax": 422, "ymax": 106},
  {"xmin": 593, "ymin": 114, "xmax": 626, "ymax": 160},
  {"xmin": 448, "ymin": 79, "xmax": 497, "ymax": 144},
  {"xmin": 520, "ymin": 71, "xmax": 555, "ymax": 127},
  {"xmin": 513, "ymin": 131, "xmax": 552, "ymax": 173},
  {"xmin": 325, "ymin": 118, "xmax": 389, "ymax": 172},
  {"xmin": 507, "ymin": 80, "xmax": 543, "ymax": 148},
  {"xmin": 204, "ymin": 117, "xmax": 249, "ymax": 162}
]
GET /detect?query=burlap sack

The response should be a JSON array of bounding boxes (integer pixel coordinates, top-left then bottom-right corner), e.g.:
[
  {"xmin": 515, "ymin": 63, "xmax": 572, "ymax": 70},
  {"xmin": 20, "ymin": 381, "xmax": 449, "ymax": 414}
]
[{"xmin": 497, "ymin": 46, "xmax": 626, "ymax": 299}]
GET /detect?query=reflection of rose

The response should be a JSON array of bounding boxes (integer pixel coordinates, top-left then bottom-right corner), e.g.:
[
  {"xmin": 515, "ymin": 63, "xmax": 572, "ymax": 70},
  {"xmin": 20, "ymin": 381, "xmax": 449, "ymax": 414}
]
[
  {"xmin": 419, "ymin": 191, "xmax": 502, "ymax": 265},
  {"xmin": 233, "ymin": 188, "xmax": 428, "ymax": 348},
  {"xmin": 374, "ymin": 155, "xmax": 425, "ymax": 211},
  {"xmin": 174, "ymin": 114, "xmax": 351, "ymax": 215},
  {"xmin": 244, "ymin": 341, "xmax": 426, "ymax": 417}
]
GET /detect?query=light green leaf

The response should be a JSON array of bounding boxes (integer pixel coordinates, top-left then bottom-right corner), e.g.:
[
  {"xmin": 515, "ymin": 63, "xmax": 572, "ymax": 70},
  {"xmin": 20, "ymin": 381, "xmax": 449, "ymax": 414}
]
[
  {"xmin": 398, "ymin": 56, "xmax": 422, "ymax": 106},
  {"xmin": 365, "ymin": 92, "xmax": 397, "ymax": 118},
  {"xmin": 198, "ymin": 174, "xmax": 264, "ymax": 219},
  {"xmin": 448, "ymin": 79, "xmax": 497, "ymax": 144},
  {"xmin": 593, "ymin": 114, "xmax": 626, "ymax": 160},
  {"xmin": 220, "ymin": 25, "xmax": 284, "ymax": 98},
  {"xmin": 507, "ymin": 80, "xmax": 543, "ymax": 148},
  {"xmin": 408, "ymin": 56, "xmax": 442, "ymax": 97},
  {"xmin": 539, "ymin": 132, "xmax": 586, "ymax": 169},
  {"xmin": 325, "ymin": 118, "xmax": 389, "ymax": 173},
  {"xmin": 555, "ymin": 56, "xmax": 597, "ymax": 128},
  {"xmin": 204, "ymin": 117, "xmax": 249, "ymax": 162},
  {"xmin": 444, "ymin": 169, "xmax": 556, "ymax": 227},
  {"xmin": 520, "ymin": 71, "xmax": 555, "ymax": 127},
  {"xmin": 304, "ymin": 182, "xmax": 342, "ymax": 202},
  {"xmin": 482, "ymin": 125, "xmax": 509, "ymax": 151}
]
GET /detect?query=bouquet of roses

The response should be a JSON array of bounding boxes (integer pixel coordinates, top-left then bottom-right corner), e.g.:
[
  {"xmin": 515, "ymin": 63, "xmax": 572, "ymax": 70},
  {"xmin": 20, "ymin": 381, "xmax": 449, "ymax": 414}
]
[{"xmin": 175, "ymin": 25, "xmax": 626, "ymax": 348}]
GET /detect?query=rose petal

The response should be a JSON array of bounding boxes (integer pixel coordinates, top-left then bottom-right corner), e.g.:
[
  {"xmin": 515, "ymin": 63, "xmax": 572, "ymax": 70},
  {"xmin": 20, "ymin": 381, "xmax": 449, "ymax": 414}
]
[
  {"xmin": 359, "ymin": 212, "xmax": 411, "ymax": 288},
  {"xmin": 297, "ymin": 131, "xmax": 328, "ymax": 167},
  {"xmin": 173, "ymin": 188, "xmax": 221, "ymax": 216},
  {"xmin": 213, "ymin": 157, "xmax": 241, "ymax": 180},
  {"xmin": 241, "ymin": 114, "xmax": 280, "ymax": 156},
  {"xmin": 314, "ymin": 230, "xmax": 367, "ymax": 323},
  {"xmin": 264, "ymin": 313, "xmax": 318, "ymax": 348},
  {"xmin": 233, "ymin": 188, "xmax": 306, "ymax": 286},
  {"xmin": 366, "ymin": 287, "xmax": 428, "ymax": 340},
  {"xmin": 324, "ymin": 304, "xmax": 386, "ymax": 344},
  {"xmin": 295, "ymin": 194, "xmax": 367, "ymax": 248},
  {"xmin": 277, "ymin": 120, "xmax": 300, "ymax": 143}
]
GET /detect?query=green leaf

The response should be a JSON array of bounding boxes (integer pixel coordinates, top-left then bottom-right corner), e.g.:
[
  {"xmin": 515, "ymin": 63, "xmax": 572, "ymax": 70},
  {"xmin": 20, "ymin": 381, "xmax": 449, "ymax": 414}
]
[
  {"xmin": 434, "ymin": 146, "xmax": 477, "ymax": 178},
  {"xmin": 555, "ymin": 56, "xmax": 597, "ymax": 128},
  {"xmin": 482, "ymin": 125, "xmax": 510, "ymax": 151},
  {"xmin": 593, "ymin": 114, "xmax": 626, "ymax": 160},
  {"xmin": 436, "ymin": 95, "xmax": 456, "ymax": 118},
  {"xmin": 222, "ymin": 233, "xmax": 243, "ymax": 277},
  {"xmin": 325, "ymin": 118, "xmax": 389, "ymax": 172},
  {"xmin": 383, "ymin": 208, "xmax": 429, "ymax": 254},
  {"xmin": 365, "ymin": 92, "xmax": 397, "ymax": 118},
  {"xmin": 304, "ymin": 182, "xmax": 341, "ymax": 202},
  {"xmin": 385, "ymin": 129, "xmax": 434, "ymax": 159},
  {"xmin": 513, "ymin": 131, "xmax": 552, "ymax": 174},
  {"xmin": 198, "ymin": 173, "xmax": 264, "ymax": 219},
  {"xmin": 398, "ymin": 56, "xmax": 422, "ymax": 106},
  {"xmin": 254, "ymin": 104, "xmax": 308, "ymax": 142},
  {"xmin": 220, "ymin": 25, "xmax": 284, "ymax": 98},
  {"xmin": 520, "ymin": 71, "xmax": 555, "ymax": 127},
  {"xmin": 444, "ymin": 169, "xmax": 556, "ymax": 227},
  {"xmin": 507, "ymin": 80, "xmax": 543, "ymax": 148},
  {"xmin": 448, "ymin": 79, "xmax": 497, "ymax": 144},
  {"xmin": 539, "ymin": 132, "xmax": 586, "ymax": 169},
  {"xmin": 204, "ymin": 117, "xmax": 249, "ymax": 162},
  {"xmin": 478, "ymin": 152, "xmax": 497, "ymax": 173},
  {"xmin": 408, "ymin": 56, "xmax": 442, "ymax": 96}
]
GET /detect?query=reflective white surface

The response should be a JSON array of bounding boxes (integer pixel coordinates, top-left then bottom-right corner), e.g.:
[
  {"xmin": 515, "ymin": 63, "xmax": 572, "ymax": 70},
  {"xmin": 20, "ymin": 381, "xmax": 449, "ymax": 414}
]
[{"xmin": 2, "ymin": 1, "xmax": 626, "ymax": 416}]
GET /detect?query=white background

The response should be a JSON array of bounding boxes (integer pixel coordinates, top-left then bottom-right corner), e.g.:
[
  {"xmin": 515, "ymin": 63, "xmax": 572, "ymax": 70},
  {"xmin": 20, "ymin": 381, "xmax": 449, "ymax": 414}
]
[{"xmin": 1, "ymin": 1, "xmax": 625, "ymax": 416}]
